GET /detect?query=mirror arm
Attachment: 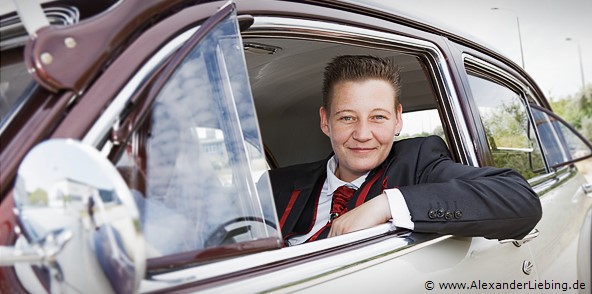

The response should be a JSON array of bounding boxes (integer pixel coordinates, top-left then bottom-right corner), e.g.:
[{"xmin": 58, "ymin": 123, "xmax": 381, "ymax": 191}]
[
  {"xmin": 0, "ymin": 229, "xmax": 72, "ymax": 266},
  {"xmin": 0, "ymin": 245, "xmax": 45, "ymax": 265}
]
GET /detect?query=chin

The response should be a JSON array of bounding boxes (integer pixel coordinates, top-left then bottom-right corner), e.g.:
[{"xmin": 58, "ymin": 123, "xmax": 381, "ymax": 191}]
[{"xmin": 352, "ymin": 162, "xmax": 381, "ymax": 173}]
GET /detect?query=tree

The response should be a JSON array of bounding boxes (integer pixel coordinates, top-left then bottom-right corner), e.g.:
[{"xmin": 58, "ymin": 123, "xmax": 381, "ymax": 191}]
[{"xmin": 550, "ymin": 83, "xmax": 592, "ymax": 141}]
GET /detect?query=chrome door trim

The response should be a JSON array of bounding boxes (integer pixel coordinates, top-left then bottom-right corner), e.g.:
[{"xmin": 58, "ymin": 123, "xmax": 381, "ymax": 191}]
[
  {"xmin": 463, "ymin": 54, "xmax": 528, "ymax": 92},
  {"xmin": 246, "ymin": 16, "xmax": 478, "ymax": 166},
  {"xmin": 499, "ymin": 229, "xmax": 539, "ymax": 247},
  {"xmin": 140, "ymin": 224, "xmax": 450, "ymax": 292}
]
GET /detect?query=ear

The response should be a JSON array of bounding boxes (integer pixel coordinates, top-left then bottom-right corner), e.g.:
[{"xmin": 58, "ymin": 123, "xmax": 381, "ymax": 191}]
[
  {"xmin": 395, "ymin": 104, "xmax": 403, "ymax": 134},
  {"xmin": 320, "ymin": 106, "xmax": 330, "ymax": 136}
]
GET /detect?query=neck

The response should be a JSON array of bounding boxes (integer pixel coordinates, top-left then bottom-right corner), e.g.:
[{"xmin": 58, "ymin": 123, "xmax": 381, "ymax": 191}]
[{"xmin": 335, "ymin": 166, "xmax": 365, "ymax": 183}]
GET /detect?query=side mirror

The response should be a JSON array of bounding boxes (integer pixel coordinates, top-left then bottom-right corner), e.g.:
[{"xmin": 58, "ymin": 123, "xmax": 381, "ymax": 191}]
[{"xmin": 1, "ymin": 139, "xmax": 145, "ymax": 293}]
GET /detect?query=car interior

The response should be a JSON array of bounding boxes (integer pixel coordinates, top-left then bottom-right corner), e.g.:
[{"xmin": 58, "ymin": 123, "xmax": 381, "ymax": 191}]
[{"xmin": 243, "ymin": 37, "xmax": 446, "ymax": 168}]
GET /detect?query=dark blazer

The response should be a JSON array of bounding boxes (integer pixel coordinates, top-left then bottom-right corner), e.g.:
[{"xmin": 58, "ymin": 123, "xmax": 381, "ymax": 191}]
[{"xmin": 269, "ymin": 136, "xmax": 542, "ymax": 242}]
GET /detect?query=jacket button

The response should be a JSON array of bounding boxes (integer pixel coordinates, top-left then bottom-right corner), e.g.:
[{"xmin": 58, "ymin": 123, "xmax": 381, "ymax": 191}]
[
  {"xmin": 428, "ymin": 210, "xmax": 437, "ymax": 219},
  {"xmin": 445, "ymin": 211, "xmax": 453, "ymax": 220},
  {"xmin": 436, "ymin": 209, "xmax": 445, "ymax": 218},
  {"xmin": 454, "ymin": 210, "xmax": 463, "ymax": 219}
]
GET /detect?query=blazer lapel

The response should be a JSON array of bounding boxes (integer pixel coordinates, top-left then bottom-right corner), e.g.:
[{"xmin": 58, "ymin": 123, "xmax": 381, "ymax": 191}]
[{"xmin": 276, "ymin": 161, "xmax": 326, "ymax": 238}]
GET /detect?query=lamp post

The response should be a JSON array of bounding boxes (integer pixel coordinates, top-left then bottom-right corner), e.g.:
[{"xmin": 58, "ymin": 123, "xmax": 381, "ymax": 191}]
[
  {"xmin": 565, "ymin": 37, "xmax": 586, "ymax": 96},
  {"xmin": 491, "ymin": 7, "xmax": 525, "ymax": 69}
]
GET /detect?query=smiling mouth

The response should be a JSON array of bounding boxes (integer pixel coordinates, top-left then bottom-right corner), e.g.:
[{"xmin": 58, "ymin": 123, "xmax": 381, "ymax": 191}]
[{"xmin": 349, "ymin": 147, "xmax": 376, "ymax": 153}]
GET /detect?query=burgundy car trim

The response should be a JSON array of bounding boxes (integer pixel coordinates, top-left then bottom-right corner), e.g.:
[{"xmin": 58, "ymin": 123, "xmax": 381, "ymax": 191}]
[
  {"xmin": 146, "ymin": 238, "xmax": 282, "ymax": 274},
  {"xmin": 23, "ymin": 0, "xmax": 214, "ymax": 93},
  {"xmin": 0, "ymin": 91, "xmax": 74, "ymax": 195}
]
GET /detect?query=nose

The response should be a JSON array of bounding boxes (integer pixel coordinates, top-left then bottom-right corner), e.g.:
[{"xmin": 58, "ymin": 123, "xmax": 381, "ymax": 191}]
[{"xmin": 352, "ymin": 120, "xmax": 372, "ymax": 142}]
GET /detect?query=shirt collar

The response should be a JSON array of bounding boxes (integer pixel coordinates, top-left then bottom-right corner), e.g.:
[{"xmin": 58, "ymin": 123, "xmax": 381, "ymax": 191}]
[{"xmin": 326, "ymin": 155, "xmax": 368, "ymax": 195}]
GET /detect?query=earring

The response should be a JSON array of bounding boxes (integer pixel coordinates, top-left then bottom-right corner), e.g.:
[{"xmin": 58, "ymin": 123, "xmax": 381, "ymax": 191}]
[{"xmin": 395, "ymin": 132, "xmax": 400, "ymax": 136}]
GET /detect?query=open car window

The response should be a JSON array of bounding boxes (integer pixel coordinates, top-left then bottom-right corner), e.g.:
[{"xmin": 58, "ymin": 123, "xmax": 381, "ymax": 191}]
[{"xmin": 246, "ymin": 37, "xmax": 452, "ymax": 168}]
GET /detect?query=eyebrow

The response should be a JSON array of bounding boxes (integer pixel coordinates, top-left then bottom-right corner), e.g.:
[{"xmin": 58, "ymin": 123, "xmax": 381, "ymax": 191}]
[{"xmin": 334, "ymin": 108, "xmax": 393, "ymax": 115}]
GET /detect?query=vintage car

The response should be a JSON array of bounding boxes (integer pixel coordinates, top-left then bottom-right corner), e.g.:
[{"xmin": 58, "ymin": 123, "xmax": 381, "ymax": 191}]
[{"xmin": 1, "ymin": 0, "xmax": 591, "ymax": 293}]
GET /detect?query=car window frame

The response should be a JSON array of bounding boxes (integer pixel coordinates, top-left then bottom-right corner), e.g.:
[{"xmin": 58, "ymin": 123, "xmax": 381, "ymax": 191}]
[
  {"xmin": 463, "ymin": 54, "xmax": 551, "ymax": 175},
  {"xmin": 244, "ymin": 16, "xmax": 477, "ymax": 167}
]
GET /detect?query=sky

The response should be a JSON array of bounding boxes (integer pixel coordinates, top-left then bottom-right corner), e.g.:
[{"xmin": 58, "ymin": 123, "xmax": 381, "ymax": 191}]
[
  {"xmin": 2, "ymin": 0, "xmax": 589, "ymax": 99},
  {"xmin": 366, "ymin": 0, "xmax": 591, "ymax": 100}
]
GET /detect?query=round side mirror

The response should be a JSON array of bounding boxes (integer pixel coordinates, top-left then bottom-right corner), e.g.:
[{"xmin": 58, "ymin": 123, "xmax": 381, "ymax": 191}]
[{"xmin": 11, "ymin": 139, "xmax": 145, "ymax": 293}]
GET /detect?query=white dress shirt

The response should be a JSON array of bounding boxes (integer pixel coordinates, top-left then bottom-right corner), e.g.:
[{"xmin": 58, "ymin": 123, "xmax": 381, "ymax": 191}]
[{"xmin": 287, "ymin": 156, "xmax": 414, "ymax": 246}]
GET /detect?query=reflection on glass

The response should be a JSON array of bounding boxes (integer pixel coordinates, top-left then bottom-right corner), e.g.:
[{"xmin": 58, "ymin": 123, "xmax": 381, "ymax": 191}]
[
  {"xmin": 115, "ymin": 10, "xmax": 279, "ymax": 257},
  {"xmin": 467, "ymin": 74, "xmax": 546, "ymax": 179},
  {"xmin": 531, "ymin": 106, "xmax": 592, "ymax": 167}
]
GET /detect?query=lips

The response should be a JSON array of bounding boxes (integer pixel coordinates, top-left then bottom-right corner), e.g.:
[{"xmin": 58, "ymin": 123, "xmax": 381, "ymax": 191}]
[{"xmin": 348, "ymin": 147, "xmax": 376, "ymax": 154}]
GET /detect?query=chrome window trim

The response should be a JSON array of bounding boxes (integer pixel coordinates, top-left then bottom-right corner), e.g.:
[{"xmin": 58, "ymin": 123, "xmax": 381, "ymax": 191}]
[
  {"xmin": 463, "ymin": 54, "xmax": 528, "ymax": 93},
  {"xmin": 530, "ymin": 165, "xmax": 577, "ymax": 196},
  {"xmin": 247, "ymin": 17, "xmax": 478, "ymax": 166}
]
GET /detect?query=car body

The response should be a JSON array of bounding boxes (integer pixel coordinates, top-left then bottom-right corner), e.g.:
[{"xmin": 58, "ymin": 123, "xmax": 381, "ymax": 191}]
[{"xmin": 1, "ymin": 0, "xmax": 591, "ymax": 293}]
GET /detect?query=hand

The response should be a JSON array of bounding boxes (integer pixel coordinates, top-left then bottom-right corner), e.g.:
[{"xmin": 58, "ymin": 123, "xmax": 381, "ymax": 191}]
[{"xmin": 328, "ymin": 193, "xmax": 392, "ymax": 238}]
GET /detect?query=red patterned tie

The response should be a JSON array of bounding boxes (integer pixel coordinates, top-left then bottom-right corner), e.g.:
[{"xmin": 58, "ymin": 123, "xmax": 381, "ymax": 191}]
[{"xmin": 329, "ymin": 185, "xmax": 356, "ymax": 222}]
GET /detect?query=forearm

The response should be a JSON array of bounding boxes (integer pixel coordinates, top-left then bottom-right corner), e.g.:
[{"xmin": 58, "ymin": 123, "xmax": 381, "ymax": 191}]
[{"xmin": 399, "ymin": 171, "xmax": 541, "ymax": 240}]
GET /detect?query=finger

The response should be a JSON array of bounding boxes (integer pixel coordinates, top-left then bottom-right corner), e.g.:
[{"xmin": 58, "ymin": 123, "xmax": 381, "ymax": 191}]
[
  {"xmin": 329, "ymin": 219, "xmax": 345, "ymax": 238},
  {"xmin": 328, "ymin": 226, "xmax": 335, "ymax": 238}
]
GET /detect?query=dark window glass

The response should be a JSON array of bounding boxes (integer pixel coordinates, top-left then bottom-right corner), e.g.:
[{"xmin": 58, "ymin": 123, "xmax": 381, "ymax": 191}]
[{"xmin": 531, "ymin": 105, "xmax": 592, "ymax": 168}]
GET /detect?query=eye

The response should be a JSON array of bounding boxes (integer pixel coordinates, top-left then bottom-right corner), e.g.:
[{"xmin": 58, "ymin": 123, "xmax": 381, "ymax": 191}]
[
  {"xmin": 340, "ymin": 116, "xmax": 354, "ymax": 121},
  {"xmin": 373, "ymin": 115, "xmax": 388, "ymax": 120}
]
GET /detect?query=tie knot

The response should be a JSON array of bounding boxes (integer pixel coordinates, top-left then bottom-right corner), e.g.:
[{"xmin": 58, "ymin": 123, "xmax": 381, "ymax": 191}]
[{"xmin": 330, "ymin": 185, "xmax": 356, "ymax": 221}]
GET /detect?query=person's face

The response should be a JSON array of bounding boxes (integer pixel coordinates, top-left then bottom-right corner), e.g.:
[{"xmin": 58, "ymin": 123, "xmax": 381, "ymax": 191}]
[{"xmin": 320, "ymin": 79, "xmax": 403, "ymax": 182}]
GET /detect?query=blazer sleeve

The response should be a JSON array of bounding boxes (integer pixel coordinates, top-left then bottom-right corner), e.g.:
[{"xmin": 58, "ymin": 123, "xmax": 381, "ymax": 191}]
[{"xmin": 396, "ymin": 136, "xmax": 542, "ymax": 240}]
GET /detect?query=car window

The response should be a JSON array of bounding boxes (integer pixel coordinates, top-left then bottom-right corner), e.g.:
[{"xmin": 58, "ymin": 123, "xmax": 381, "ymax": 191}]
[
  {"xmin": 0, "ymin": 47, "xmax": 35, "ymax": 127},
  {"xmin": 113, "ymin": 8, "xmax": 280, "ymax": 259},
  {"xmin": 531, "ymin": 105, "xmax": 592, "ymax": 168},
  {"xmin": 246, "ymin": 37, "xmax": 456, "ymax": 166},
  {"xmin": 466, "ymin": 73, "xmax": 546, "ymax": 179},
  {"xmin": 399, "ymin": 109, "xmax": 445, "ymax": 140}
]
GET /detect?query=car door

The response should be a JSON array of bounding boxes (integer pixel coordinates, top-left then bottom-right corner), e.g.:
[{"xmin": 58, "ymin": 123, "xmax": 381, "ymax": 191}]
[
  {"xmin": 527, "ymin": 105, "xmax": 592, "ymax": 293},
  {"xmin": 102, "ymin": 3, "xmax": 541, "ymax": 293},
  {"xmin": 116, "ymin": 3, "xmax": 540, "ymax": 292},
  {"xmin": 459, "ymin": 52, "xmax": 592, "ymax": 293}
]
